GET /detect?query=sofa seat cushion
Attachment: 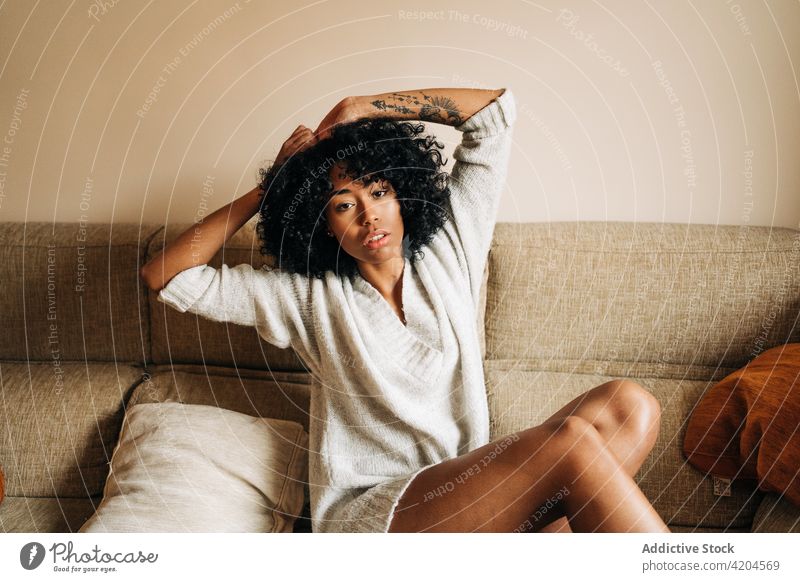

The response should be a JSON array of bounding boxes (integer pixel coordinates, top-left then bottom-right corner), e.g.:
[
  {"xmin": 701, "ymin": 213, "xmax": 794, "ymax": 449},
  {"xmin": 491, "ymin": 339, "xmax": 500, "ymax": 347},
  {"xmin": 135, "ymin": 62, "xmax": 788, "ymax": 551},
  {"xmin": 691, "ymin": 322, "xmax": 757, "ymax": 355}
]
[
  {"xmin": 669, "ymin": 524, "xmax": 751, "ymax": 533},
  {"xmin": 484, "ymin": 363, "xmax": 763, "ymax": 530},
  {"xmin": 0, "ymin": 362, "xmax": 143, "ymax": 498},
  {"xmin": 0, "ymin": 496, "xmax": 102, "ymax": 533},
  {"xmin": 752, "ymin": 493, "xmax": 800, "ymax": 532},
  {"xmin": 79, "ymin": 403, "xmax": 308, "ymax": 533}
]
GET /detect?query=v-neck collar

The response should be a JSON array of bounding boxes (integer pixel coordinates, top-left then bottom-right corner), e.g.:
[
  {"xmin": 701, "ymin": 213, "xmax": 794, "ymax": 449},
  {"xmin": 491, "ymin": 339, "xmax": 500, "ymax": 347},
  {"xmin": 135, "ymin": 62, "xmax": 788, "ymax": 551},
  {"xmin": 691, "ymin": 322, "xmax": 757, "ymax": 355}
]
[
  {"xmin": 353, "ymin": 256, "xmax": 409, "ymax": 328},
  {"xmin": 351, "ymin": 255, "xmax": 443, "ymax": 356},
  {"xmin": 353, "ymin": 255, "xmax": 412, "ymax": 331}
]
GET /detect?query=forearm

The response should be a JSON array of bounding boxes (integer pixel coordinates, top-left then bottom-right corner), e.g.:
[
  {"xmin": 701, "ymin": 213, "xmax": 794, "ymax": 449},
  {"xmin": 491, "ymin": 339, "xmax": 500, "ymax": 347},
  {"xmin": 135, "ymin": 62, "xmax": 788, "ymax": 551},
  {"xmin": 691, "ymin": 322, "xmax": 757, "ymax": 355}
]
[
  {"xmin": 354, "ymin": 88, "xmax": 504, "ymax": 127},
  {"xmin": 141, "ymin": 185, "xmax": 263, "ymax": 292}
]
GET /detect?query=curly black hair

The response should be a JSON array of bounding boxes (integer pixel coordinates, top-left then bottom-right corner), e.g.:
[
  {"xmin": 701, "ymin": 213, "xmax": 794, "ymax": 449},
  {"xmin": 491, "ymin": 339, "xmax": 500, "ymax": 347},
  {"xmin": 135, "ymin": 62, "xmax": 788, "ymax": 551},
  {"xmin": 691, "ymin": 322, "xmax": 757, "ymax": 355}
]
[{"xmin": 255, "ymin": 116, "xmax": 452, "ymax": 280}]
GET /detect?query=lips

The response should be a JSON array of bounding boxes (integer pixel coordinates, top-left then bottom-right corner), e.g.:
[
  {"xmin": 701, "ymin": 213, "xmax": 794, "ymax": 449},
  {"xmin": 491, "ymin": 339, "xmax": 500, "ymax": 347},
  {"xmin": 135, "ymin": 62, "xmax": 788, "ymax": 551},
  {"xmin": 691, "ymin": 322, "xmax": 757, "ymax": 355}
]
[{"xmin": 362, "ymin": 229, "xmax": 389, "ymax": 246}]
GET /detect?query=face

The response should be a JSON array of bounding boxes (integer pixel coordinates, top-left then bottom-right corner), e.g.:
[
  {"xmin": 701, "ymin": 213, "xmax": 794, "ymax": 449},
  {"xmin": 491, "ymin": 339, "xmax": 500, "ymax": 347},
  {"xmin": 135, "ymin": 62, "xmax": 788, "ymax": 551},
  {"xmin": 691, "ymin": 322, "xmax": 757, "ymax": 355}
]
[{"xmin": 324, "ymin": 162, "xmax": 405, "ymax": 266}]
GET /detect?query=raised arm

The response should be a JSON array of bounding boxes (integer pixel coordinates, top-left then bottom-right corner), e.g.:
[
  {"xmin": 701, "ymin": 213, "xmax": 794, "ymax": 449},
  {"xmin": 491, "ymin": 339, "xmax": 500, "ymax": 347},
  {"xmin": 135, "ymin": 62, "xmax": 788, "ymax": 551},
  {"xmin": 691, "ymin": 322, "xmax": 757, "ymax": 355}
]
[
  {"xmin": 140, "ymin": 186, "xmax": 263, "ymax": 293},
  {"xmin": 361, "ymin": 87, "xmax": 504, "ymax": 126},
  {"xmin": 314, "ymin": 88, "xmax": 505, "ymax": 139},
  {"xmin": 444, "ymin": 89, "xmax": 516, "ymax": 305},
  {"xmin": 140, "ymin": 125, "xmax": 318, "ymax": 292}
]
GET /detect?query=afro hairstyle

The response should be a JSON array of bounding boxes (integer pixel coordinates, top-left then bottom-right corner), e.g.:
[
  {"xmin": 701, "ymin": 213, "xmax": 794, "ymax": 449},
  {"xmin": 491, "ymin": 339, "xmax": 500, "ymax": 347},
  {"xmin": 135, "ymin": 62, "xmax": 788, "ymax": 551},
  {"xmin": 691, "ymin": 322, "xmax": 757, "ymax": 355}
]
[{"xmin": 255, "ymin": 116, "xmax": 452, "ymax": 280}]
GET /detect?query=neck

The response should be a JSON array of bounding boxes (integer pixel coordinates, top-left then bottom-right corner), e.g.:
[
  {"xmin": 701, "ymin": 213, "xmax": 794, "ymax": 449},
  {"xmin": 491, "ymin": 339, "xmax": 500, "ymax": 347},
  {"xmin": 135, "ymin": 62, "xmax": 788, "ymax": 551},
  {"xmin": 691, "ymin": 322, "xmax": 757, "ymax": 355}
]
[{"xmin": 357, "ymin": 255, "xmax": 405, "ymax": 299}]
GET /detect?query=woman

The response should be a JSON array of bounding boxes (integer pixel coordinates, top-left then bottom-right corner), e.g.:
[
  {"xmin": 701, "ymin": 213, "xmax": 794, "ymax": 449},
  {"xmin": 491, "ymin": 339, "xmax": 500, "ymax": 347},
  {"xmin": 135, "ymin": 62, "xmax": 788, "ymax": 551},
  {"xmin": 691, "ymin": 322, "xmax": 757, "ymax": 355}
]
[{"xmin": 141, "ymin": 87, "xmax": 669, "ymax": 533}]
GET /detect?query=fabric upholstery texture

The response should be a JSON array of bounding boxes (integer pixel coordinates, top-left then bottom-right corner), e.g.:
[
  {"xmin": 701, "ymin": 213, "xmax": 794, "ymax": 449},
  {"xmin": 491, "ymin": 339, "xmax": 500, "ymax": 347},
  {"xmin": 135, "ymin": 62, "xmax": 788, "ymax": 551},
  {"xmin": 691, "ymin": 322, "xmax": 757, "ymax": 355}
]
[
  {"xmin": 0, "ymin": 362, "xmax": 143, "ymax": 498},
  {"xmin": 0, "ymin": 496, "xmax": 102, "ymax": 533},
  {"xmin": 752, "ymin": 493, "xmax": 800, "ymax": 532},
  {"xmin": 0, "ymin": 222, "xmax": 161, "ymax": 362},
  {"xmin": 485, "ymin": 222, "xmax": 800, "ymax": 371}
]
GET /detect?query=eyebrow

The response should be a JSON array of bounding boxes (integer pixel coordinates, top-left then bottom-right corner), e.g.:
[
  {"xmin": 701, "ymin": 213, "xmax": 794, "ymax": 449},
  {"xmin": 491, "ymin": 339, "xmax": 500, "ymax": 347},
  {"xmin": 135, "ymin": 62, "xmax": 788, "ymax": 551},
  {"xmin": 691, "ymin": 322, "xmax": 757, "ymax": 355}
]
[{"xmin": 328, "ymin": 181, "xmax": 389, "ymax": 197}]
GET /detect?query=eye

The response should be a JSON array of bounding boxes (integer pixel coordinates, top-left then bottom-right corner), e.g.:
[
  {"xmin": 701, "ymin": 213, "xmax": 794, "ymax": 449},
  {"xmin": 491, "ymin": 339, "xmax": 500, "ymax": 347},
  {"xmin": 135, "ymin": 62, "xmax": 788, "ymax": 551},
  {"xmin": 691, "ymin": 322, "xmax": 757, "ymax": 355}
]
[{"xmin": 335, "ymin": 190, "xmax": 390, "ymax": 212}]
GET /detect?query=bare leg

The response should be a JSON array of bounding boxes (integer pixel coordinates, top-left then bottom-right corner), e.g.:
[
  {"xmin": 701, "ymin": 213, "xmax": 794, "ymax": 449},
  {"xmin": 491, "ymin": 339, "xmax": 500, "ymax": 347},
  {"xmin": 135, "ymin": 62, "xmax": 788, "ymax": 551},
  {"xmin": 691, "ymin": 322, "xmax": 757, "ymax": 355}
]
[
  {"xmin": 387, "ymin": 415, "xmax": 669, "ymax": 533},
  {"xmin": 533, "ymin": 379, "xmax": 662, "ymax": 533}
]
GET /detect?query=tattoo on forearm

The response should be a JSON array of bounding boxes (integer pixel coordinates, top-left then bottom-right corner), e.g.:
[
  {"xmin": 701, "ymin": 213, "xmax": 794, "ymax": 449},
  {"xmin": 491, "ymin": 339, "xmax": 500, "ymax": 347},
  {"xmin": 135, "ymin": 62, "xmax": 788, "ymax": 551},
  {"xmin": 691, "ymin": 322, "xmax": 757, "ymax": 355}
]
[
  {"xmin": 370, "ymin": 100, "xmax": 414, "ymax": 115},
  {"xmin": 369, "ymin": 91, "xmax": 464, "ymax": 126}
]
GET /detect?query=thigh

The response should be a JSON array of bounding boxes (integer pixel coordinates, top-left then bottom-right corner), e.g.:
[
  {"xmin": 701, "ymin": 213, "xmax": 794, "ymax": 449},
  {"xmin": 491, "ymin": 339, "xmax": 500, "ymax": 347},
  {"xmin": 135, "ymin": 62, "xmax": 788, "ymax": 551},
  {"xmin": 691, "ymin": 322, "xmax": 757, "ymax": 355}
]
[{"xmin": 387, "ymin": 417, "xmax": 590, "ymax": 533}]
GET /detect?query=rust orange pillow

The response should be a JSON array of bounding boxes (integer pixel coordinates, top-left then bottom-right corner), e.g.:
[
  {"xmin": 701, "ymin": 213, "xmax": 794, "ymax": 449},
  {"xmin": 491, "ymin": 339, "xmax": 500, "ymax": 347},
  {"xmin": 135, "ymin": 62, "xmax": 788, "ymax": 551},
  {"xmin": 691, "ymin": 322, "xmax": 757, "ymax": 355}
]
[{"xmin": 683, "ymin": 343, "xmax": 800, "ymax": 506}]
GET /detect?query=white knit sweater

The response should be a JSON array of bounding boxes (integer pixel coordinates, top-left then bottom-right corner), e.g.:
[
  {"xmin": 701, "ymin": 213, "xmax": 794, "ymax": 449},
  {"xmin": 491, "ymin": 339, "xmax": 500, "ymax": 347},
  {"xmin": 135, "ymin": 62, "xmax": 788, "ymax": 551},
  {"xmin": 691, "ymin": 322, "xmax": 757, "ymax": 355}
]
[{"xmin": 157, "ymin": 88, "xmax": 517, "ymax": 533}]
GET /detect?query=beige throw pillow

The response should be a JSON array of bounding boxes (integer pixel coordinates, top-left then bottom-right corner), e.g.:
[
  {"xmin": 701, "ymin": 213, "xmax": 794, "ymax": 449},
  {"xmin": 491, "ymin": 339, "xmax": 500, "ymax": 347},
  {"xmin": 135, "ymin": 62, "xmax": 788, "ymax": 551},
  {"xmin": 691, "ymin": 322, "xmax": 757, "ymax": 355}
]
[{"xmin": 79, "ymin": 402, "xmax": 308, "ymax": 532}]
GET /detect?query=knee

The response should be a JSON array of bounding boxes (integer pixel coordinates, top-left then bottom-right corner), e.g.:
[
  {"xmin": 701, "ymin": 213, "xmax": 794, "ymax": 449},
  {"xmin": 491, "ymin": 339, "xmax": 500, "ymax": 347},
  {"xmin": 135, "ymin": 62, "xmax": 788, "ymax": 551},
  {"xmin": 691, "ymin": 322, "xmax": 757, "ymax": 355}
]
[
  {"xmin": 548, "ymin": 415, "xmax": 605, "ymax": 454},
  {"xmin": 545, "ymin": 415, "xmax": 609, "ymax": 471},
  {"xmin": 513, "ymin": 415, "xmax": 602, "ymax": 471},
  {"xmin": 600, "ymin": 379, "xmax": 661, "ymax": 442}
]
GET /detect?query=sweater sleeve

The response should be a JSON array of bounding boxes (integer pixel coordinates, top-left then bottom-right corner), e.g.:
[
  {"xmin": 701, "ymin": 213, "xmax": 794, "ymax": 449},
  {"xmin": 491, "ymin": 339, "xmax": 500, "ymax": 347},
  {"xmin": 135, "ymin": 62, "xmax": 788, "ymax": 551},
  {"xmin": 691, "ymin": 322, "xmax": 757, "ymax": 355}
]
[
  {"xmin": 156, "ymin": 262, "xmax": 310, "ymax": 350},
  {"xmin": 444, "ymin": 87, "xmax": 516, "ymax": 303}
]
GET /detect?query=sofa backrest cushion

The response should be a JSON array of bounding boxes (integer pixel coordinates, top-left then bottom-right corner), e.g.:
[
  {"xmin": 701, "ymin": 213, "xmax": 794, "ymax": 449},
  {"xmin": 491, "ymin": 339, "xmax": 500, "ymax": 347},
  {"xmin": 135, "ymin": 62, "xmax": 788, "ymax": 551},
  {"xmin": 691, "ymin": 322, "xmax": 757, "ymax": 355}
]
[
  {"xmin": 0, "ymin": 222, "xmax": 161, "ymax": 362},
  {"xmin": 485, "ymin": 222, "xmax": 800, "ymax": 375}
]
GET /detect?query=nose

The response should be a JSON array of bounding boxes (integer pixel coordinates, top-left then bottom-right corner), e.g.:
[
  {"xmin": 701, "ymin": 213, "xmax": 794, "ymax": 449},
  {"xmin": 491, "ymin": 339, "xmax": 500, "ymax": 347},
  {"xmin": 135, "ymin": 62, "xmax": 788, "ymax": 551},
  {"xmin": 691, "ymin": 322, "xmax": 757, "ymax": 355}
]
[{"xmin": 359, "ymin": 199, "xmax": 380, "ymax": 225}]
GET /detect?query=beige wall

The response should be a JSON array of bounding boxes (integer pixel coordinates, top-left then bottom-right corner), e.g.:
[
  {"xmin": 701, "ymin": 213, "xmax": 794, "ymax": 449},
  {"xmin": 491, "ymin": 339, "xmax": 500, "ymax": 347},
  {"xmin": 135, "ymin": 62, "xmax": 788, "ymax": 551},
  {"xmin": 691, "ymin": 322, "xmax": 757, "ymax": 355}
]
[{"xmin": 0, "ymin": 0, "xmax": 798, "ymax": 227}]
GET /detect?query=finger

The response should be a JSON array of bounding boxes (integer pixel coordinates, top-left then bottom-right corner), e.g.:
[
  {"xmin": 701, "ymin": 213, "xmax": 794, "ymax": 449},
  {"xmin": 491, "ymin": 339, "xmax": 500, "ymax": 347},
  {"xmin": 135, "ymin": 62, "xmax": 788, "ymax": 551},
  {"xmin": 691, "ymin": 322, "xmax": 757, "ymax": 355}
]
[
  {"xmin": 287, "ymin": 131, "xmax": 311, "ymax": 145},
  {"xmin": 289, "ymin": 135, "xmax": 314, "ymax": 151},
  {"xmin": 296, "ymin": 139, "xmax": 316, "ymax": 153},
  {"xmin": 284, "ymin": 132, "xmax": 316, "ymax": 157},
  {"xmin": 297, "ymin": 130, "xmax": 316, "ymax": 143}
]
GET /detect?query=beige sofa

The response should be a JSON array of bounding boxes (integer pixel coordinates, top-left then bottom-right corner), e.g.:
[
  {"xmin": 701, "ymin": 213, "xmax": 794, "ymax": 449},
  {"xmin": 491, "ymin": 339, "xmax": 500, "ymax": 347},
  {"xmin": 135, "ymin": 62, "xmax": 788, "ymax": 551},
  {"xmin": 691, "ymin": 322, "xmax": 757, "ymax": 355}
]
[{"xmin": 2, "ymin": 220, "xmax": 799, "ymax": 533}]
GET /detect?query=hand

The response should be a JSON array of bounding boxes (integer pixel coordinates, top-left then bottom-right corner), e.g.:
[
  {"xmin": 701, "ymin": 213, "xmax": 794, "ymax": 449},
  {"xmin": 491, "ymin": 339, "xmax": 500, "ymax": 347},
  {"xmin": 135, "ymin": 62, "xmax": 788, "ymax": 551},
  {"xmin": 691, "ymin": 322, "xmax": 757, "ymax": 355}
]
[
  {"xmin": 314, "ymin": 97, "xmax": 365, "ymax": 141},
  {"xmin": 275, "ymin": 125, "xmax": 318, "ymax": 165}
]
